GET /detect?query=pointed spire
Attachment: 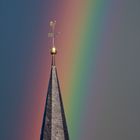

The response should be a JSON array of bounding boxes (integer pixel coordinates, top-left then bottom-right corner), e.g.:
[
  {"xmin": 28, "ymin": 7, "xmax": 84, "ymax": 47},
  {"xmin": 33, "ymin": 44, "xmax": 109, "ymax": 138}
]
[{"xmin": 40, "ymin": 21, "xmax": 69, "ymax": 140}]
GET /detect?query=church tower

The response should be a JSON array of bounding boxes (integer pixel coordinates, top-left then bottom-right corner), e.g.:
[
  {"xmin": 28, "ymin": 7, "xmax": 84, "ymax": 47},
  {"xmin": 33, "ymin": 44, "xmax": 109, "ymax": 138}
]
[{"xmin": 40, "ymin": 21, "xmax": 69, "ymax": 140}]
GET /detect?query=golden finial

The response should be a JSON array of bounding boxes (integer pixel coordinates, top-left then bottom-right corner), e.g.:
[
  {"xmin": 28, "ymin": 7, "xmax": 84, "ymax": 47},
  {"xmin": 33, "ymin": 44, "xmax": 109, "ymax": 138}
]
[{"xmin": 51, "ymin": 47, "xmax": 57, "ymax": 55}]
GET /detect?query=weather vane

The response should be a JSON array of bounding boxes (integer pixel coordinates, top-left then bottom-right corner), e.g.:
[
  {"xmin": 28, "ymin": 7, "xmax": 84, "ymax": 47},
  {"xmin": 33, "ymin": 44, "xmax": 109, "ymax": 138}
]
[
  {"xmin": 48, "ymin": 20, "xmax": 60, "ymax": 65},
  {"xmin": 48, "ymin": 20, "xmax": 60, "ymax": 56}
]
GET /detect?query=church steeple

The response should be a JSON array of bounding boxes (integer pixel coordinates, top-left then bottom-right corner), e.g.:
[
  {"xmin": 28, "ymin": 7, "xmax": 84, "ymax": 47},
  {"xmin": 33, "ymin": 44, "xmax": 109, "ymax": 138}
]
[{"xmin": 40, "ymin": 21, "xmax": 69, "ymax": 140}]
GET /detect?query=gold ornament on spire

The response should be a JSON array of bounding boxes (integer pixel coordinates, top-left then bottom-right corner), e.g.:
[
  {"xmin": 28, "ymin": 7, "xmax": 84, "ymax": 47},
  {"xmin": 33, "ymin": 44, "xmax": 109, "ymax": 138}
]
[{"xmin": 51, "ymin": 47, "xmax": 57, "ymax": 55}]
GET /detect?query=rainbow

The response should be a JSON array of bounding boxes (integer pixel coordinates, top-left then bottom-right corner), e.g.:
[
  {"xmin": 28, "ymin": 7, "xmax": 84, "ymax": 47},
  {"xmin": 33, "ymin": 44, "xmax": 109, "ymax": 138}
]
[{"xmin": 22, "ymin": 0, "xmax": 124, "ymax": 139}]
